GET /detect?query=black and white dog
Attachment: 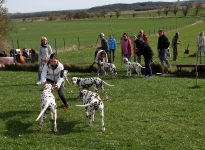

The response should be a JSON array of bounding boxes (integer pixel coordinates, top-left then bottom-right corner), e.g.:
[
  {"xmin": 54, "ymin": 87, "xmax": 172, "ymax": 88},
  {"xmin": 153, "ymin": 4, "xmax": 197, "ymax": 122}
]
[
  {"xmin": 63, "ymin": 70, "xmax": 70, "ymax": 88},
  {"xmin": 76, "ymin": 90, "xmax": 105, "ymax": 132},
  {"xmin": 71, "ymin": 77, "xmax": 114, "ymax": 100},
  {"xmin": 123, "ymin": 57, "xmax": 145, "ymax": 76},
  {"xmin": 102, "ymin": 63, "xmax": 117, "ymax": 76},
  {"xmin": 36, "ymin": 83, "xmax": 57, "ymax": 133}
]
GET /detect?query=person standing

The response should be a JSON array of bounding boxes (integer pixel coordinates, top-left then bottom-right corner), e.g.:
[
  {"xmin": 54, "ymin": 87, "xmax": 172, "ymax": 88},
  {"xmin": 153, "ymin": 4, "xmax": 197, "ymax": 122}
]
[
  {"xmin": 108, "ymin": 34, "xmax": 117, "ymax": 62},
  {"xmin": 196, "ymin": 31, "xmax": 205, "ymax": 57},
  {"xmin": 121, "ymin": 33, "xmax": 132, "ymax": 61},
  {"xmin": 41, "ymin": 53, "xmax": 70, "ymax": 108},
  {"xmin": 172, "ymin": 32, "xmax": 181, "ymax": 61},
  {"xmin": 157, "ymin": 29, "xmax": 171, "ymax": 71},
  {"xmin": 36, "ymin": 37, "xmax": 53, "ymax": 85},
  {"xmin": 136, "ymin": 29, "xmax": 148, "ymax": 63},
  {"xmin": 135, "ymin": 39, "xmax": 154, "ymax": 78},
  {"xmin": 99, "ymin": 33, "xmax": 111, "ymax": 63}
]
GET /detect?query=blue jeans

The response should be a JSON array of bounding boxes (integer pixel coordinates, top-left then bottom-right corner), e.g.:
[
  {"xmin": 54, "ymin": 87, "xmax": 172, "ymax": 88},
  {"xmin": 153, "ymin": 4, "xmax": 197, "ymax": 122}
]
[
  {"xmin": 145, "ymin": 58, "xmax": 152, "ymax": 76},
  {"xmin": 198, "ymin": 46, "xmax": 205, "ymax": 56},
  {"xmin": 158, "ymin": 50, "xmax": 171, "ymax": 67}
]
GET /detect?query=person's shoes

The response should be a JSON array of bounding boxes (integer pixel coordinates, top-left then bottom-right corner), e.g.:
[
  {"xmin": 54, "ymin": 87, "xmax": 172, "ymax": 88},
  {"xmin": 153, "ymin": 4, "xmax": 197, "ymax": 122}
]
[
  {"xmin": 36, "ymin": 81, "xmax": 41, "ymax": 85},
  {"xmin": 64, "ymin": 102, "xmax": 70, "ymax": 109},
  {"xmin": 145, "ymin": 75, "xmax": 152, "ymax": 78}
]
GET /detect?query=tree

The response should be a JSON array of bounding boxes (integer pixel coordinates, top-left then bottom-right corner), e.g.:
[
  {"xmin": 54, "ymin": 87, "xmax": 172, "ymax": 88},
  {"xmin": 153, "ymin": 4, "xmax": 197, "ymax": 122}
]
[
  {"xmin": 109, "ymin": 13, "xmax": 113, "ymax": 19},
  {"xmin": 156, "ymin": 9, "xmax": 162, "ymax": 17},
  {"xmin": 96, "ymin": 13, "xmax": 100, "ymax": 19},
  {"xmin": 66, "ymin": 12, "xmax": 73, "ymax": 20},
  {"xmin": 100, "ymin": 10, "xmax": 107, "ymax": 19},
  {"xmin": 0, "ymin": 0, "xmax": 16, "ymax": 52},
  {"xmin": 181, "ymin": 2, "xmax": 193, "ymax": 17},
  {"xmin": 194, "ymin": 2, "xmax": 203, "ymax": 16},
  {"xmin": 171, "ymin": 5, "xmax": 179, "ymax": 16},
  {"xmin": 164, "ymin": 6, "xmax": 171, "ymax": 17},
  {"xmin": 114, "ymin": 8, "xmax": 121, "ymax": 18}
]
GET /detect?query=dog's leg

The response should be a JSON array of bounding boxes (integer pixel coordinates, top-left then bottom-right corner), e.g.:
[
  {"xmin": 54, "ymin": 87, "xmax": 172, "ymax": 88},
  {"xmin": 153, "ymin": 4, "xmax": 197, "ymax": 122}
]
[
  {"xmin": 53, "ymin": 109, "xmax": 57, "ymax": 132},
  {"xmin": 100, "ymin": 109, "xmax": 105, "ymax": 132},
  {"xmin": 100, "ymin": 85, "xmax": 109, "ymax": 100},
  {"xmin": 39, "ymin": 111, "xmax": 46, "ymax": 131}
]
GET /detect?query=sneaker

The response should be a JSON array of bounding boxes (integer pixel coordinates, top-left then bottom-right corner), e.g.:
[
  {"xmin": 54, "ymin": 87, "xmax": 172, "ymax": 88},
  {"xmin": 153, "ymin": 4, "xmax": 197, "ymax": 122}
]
[
  {"xmin": 145, "ymin": 75, "xmax": 152, "ymax": 78},
  {"xmin": 97, "ymin": 74, "xmax": 99, "ymax": 76},
  {"xmin": 64, "ymin": 102, "xmax": 70, "ymax": 109},
  {"xmin": 36, "ymin": 81, "xmax": 41, "ymax": 85}
]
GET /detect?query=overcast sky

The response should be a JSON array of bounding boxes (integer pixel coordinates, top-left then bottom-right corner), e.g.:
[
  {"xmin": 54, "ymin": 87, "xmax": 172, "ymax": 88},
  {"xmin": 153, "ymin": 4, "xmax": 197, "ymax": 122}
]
[{"xmin": 5, "ymin": 0, "xmax": 177, "ymax": 13}]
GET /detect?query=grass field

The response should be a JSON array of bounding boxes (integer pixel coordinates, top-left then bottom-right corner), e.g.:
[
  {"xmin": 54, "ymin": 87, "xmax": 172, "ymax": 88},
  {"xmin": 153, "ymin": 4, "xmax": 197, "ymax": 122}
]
[{"xmin": 0, "ymin": 70, "xmax": 205, "ymax": 149}]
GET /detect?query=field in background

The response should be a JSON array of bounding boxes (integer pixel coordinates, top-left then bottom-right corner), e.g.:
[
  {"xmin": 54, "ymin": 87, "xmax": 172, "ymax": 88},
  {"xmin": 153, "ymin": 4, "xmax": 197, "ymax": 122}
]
[{"xmin": 7, "ymin": 16, "xmax": 205, "ymax": 68}]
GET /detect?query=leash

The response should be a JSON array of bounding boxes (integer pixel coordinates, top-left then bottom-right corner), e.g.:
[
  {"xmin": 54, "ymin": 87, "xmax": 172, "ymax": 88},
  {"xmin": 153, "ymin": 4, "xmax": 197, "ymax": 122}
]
[
  {"xmin": 45, "ymin": 81, "xmax": 69, "ymax": 114},
  {"xmin": 53, "ymin": 84, "xmax": 69, "ymax": 114}
]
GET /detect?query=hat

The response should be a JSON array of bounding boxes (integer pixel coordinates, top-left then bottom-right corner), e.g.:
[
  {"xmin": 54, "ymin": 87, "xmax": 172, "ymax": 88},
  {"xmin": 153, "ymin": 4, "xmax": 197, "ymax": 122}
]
[
  {"xmin": 99, "ymin": 33, "xmax": 105, "ymax": 36},
  {"xmin": 158, "ymin": 29, "xmax": 163, "ymax": 32}
]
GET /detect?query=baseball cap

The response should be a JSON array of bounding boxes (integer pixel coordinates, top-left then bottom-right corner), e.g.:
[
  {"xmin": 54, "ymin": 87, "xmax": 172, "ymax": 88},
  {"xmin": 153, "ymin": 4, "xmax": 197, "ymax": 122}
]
[{"xmin": 99, "ymin": 33, "xmax": 105, "ymax": 36}]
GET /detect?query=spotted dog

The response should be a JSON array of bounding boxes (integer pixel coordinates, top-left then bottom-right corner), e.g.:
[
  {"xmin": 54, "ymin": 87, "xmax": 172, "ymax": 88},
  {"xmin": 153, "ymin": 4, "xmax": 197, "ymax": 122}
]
[
  {"xmin": 123, "ymin": 57, "xmax": 145, "ymax": 76},
  {"xmin": 102, "ymin": 63, "xmax": 117, "ymax": 76},
  {"xmin": 63, "ymin": 70, "xmax": 70, "ymax": 88},
  {"xmin": 36, "ymin": 83, "xmax": 57, "ymax": 133},
  {"xmin": 71, "ymin": 77, "xmax": 114, "ymax": 100},
  {"xmin": 76, "ymin": 90, "xmax": 105, "ymax": 131}
]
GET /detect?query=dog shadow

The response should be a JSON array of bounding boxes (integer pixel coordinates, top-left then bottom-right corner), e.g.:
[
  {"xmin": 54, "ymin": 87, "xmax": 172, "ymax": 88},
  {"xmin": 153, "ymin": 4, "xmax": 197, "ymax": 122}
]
[{"xmin": 0, "ymin": 110, "xmax": 36, "ymax": 138}]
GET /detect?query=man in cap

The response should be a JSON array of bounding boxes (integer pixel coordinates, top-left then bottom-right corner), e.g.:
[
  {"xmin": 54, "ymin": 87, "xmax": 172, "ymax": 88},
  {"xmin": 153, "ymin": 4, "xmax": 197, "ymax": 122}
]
[
  {"xmin": 99, "ymin": 33, "xmax": 111, "ymax": 63},
  {"xmin": 157, "ymin": 29, "xmax": 171, "ymax": 73}
]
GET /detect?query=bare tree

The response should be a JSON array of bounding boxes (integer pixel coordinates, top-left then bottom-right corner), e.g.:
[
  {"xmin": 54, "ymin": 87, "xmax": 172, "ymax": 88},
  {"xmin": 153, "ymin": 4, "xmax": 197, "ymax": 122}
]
[
  {"xmin": 164, "ymin": 6, "xmax": 171, "ymax": 17},
  {"xmin": 100, "ymin": 10, "xmax": 107, "ymax": 19},
  {"xmin": 194, "ymin": 2, "xmax": 203, "ymax": 16},
  {"xmin": 0, "ymin": 0, "xmax": 16, "ymax": 52},
  {"xmin": 171, "ymin": 4, "xmax": 179, "ymax": 16},
  {"xmin": 109, "ymin": 13, "xmax": 113, "ymax": 19},
  {"xmin": 66, "ymin": 12, "xmax": 73, "ymax": 20},
  {"xmin": 114, "ymin": 8, "xmax": 121, "ymax": 18},
  {"xmin": 156, "ymin": 9, "xmax": 162, "ymax": 17},
  {"xmin": 96, "ymin": 13, "xmax": 100, "ymax": 19},
  {"xmin": 181, "ymin": 3, "xmax": 193, "ymax": 17}
]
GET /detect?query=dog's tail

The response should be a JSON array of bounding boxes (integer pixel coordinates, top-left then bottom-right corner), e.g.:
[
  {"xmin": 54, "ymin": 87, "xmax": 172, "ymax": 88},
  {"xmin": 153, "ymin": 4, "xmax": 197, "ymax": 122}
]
[
  {"xmin": 75, "ymin": 103, "xmax": 92, "ymax": 107},
  {"xmin": 102, "ymin": 81, "xmax": 114, "ymax": 86},
  {"xmin": 36, "ymin": 102, "xmax": 49, "ymax": 121}
]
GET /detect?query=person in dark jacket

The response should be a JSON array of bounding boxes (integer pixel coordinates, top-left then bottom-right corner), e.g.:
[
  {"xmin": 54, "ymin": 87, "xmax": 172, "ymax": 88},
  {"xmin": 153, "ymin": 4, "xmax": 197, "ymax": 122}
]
[
  {"xmin": 157, "ymin": 29, "xmax": 171, "ymax": 70},
  {"xmin": 135, "ymin": 39, "xmax": 154, "ymax": 78},
  {"xmin": 136, "ymin": 29, "xmax": 149, "ymax": 63},
  {"xmin": 99, "ymin": 33, "xmax": 111, "ymax": 63}
]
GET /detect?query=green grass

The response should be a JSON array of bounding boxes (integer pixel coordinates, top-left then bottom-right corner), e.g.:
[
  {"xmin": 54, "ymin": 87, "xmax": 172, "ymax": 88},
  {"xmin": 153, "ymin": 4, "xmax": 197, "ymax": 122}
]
[{"xmin": 1, "ymin": 70, "xmax": 205, "ymax": 149}]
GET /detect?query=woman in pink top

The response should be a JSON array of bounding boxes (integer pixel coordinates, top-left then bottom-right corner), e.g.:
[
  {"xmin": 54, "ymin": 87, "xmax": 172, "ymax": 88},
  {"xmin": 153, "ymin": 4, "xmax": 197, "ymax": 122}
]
[{"xmin": 121, "ymin": 33, "xmax": 132, "ymax": 61}]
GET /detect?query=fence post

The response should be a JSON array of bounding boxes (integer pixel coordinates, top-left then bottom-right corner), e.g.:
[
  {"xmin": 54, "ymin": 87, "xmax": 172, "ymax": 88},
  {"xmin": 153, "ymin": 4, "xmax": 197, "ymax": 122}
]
[
  {"xmin": 63, "ymin": 38, "xmax": 65, "ymax": 49},
  {"xmin": 12, "ymin": 39, "xmax": 16, "ymax": 64},
  {"xmin": 55, "ymin": 38, "xmax": 57, "ymax": 55},
  {"xmin": 78, "ymin": 37, "xmax": 80, "ymax": 50},
  {"xmin": 17, "ymin": 39, "xmax": 19, "ymax": 49}
]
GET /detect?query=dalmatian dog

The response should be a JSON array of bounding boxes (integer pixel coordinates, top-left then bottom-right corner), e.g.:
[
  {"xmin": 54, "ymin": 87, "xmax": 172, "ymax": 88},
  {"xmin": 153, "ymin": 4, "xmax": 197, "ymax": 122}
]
[
  {"xmin": 71, "ymin": 77, "xmax": 114, "ymax": 100},
  {"xmin": 102, "ymin": 63, "xmax": 117, "ymax": 76},
  {"xmin": 36, "ymin": 83, "xmax": 57, "ymax": 133},
  {"xmin": 76, "ymin": 90, "xmax": 105, "ymax": 132},
  {"xmin": 123, "ymin": 57, "xmax": 145, "ymax": 76},
  {"xmin": 63, "ymin": 70, "xmax": 70, "ymax": 88}
]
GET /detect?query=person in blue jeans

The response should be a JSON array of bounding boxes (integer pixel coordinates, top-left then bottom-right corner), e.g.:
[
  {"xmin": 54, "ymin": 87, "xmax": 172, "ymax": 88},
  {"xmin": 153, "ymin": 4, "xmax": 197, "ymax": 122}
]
[
  {"xmin": 135, "ymin": 39, "xmax": 154, "ymax": 78},
  {"xmin": 157, "ymin": 29, "xmax": 171, "ymax": 71},
  {"xmin": 36, "ymin": 37, "xmax": 53, "ymax": 85},
  {"xmin": 108, "ymin": 34, "xmax": 117, "ymax": 62}
]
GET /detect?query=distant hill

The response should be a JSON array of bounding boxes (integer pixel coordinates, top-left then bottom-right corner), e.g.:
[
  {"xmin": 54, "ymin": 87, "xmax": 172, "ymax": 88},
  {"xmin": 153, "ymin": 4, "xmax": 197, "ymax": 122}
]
[{"xmin": 88, "ymin": 2, "xmax": 174, "ymax": 12}]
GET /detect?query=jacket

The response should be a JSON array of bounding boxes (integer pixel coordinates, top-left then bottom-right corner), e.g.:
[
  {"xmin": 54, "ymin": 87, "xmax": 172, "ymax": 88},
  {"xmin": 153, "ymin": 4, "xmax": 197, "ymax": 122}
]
[
  {"xmin": 157, "ymin": 34, "xmax": 170, "ymax": 50},
  {"xmin": 136, "ymin": 42, "xmax": 154, "ymax": 59},
  {"xmin": 100, "ymin": 39, "xmax": 109, "ymax": 52},
  {"xmin": 121, "ymin": 38, "xmax": 132, "ymax": 56},
  {"xmin": 41, "ymin": 61, "xmax": 64, "ymax": 88},
  {"xmin": 108, "ymin": 38, "xmax": 117, "ymax": 50},
  {"xmin": 197, "ymin": 35, "xmax": 205, "ymax": 47},
  {"xmin": 39, "ymin": 43, "xmax": 53, "ymax": 61},
  {"xmin": 95, "ymin": 50, "xmax": 108, "ymax": 63}
]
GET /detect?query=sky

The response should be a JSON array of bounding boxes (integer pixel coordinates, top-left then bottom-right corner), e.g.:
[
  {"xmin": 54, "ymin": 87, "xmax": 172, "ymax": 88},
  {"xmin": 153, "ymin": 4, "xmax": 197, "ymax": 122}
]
[{"xmin": 5, "ymin": 0, "xmax": 177, "ymax": 13}]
